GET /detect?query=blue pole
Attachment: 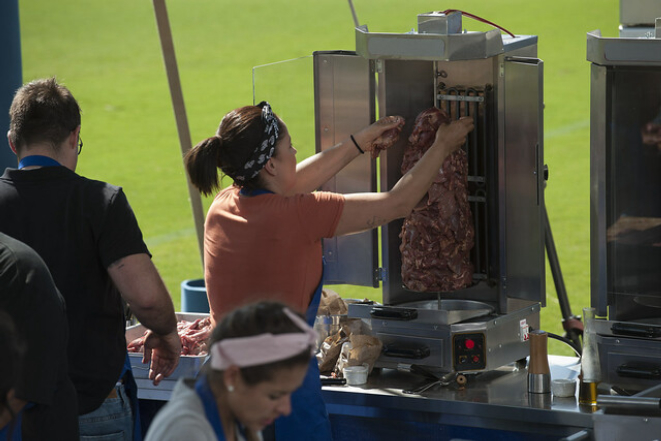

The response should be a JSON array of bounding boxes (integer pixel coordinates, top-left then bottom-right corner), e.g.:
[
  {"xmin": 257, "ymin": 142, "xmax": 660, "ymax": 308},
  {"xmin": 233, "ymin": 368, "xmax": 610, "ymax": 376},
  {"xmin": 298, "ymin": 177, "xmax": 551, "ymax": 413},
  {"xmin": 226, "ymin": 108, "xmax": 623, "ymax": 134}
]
[{"xmin": 0, "ymin": 0, "xmax": 22, "ymax": 170}]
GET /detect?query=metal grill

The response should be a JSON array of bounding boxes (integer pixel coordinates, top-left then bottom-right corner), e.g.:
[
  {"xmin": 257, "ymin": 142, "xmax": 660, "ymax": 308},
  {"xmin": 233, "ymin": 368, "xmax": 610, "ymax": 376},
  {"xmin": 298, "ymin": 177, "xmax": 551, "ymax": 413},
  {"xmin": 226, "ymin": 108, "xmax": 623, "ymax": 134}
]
[{"xmin": 436, "ymin": 85, "xmax": 494, "ymax": 284}]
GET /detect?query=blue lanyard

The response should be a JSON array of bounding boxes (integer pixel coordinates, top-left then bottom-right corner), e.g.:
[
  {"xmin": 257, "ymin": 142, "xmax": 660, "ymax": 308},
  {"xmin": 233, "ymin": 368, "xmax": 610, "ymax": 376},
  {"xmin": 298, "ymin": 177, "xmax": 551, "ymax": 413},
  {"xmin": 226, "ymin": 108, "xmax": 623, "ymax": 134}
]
[
  {"xmin": 239, "ymin": 188, "xmax": 273, "ymax": 197},
  {"xmin": 18, "ymin": 155, "xmax": 61, "ymax": 169},
  {"xmin": 194, "ymin": 375, "xmax": 226, "ymax": 441}
]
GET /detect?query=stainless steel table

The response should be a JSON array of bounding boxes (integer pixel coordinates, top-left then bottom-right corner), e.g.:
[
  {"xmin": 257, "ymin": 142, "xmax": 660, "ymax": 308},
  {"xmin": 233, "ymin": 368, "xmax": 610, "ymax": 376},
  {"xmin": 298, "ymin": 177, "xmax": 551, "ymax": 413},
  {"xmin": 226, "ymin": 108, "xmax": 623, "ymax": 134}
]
[
  {"xmin": 321, "ymin": 356, "xmax": 594, "ymax": 440},
  {"xmin": 136, "ymin": 355, "xmax": 661, "ymax": 440}
]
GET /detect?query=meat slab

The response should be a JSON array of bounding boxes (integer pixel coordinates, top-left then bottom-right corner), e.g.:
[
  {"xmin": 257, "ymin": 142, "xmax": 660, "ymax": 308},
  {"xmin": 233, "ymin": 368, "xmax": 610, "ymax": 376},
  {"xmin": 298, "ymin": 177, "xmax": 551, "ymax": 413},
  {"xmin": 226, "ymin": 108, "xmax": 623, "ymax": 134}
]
[
  {"xmin": 399, "ymin": 107, "xmax": 475, "ymax": 292},
  {"xmin": 369, "ymin": 119, "xmax": 405, "ymax": 159},
  {"xmin": 127, "ymin": 316, "xmax": 212, "ymax": 356}
]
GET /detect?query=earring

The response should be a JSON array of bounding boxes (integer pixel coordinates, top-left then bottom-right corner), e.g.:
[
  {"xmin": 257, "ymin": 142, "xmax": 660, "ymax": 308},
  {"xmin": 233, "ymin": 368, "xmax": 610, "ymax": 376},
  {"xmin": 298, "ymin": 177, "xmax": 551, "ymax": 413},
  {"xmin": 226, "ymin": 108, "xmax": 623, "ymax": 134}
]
[{"xmin": 227, "ymin": 385, "xmax": 234, "ymax": 393}]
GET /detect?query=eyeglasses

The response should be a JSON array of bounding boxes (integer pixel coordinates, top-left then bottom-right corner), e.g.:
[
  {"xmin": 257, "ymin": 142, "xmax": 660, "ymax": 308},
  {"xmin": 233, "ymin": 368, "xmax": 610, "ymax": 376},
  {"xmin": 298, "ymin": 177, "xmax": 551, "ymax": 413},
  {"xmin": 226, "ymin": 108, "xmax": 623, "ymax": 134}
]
[{"xmin": 77, "ymin": 136, "xmax": 83, "ymax": 155}]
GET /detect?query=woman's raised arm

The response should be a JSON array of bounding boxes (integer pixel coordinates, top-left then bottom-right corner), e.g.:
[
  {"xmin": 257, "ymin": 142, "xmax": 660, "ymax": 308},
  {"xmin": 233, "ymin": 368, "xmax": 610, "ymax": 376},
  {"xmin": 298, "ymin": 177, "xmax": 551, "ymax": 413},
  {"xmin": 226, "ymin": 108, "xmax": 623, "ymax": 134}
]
[
  {"xmin": 290, "ymin": 116, "xmax": 404, "ymax": 194},
  {"xmin": 333, "ymin": 117, "xmax": 474, "ymax": 237}
]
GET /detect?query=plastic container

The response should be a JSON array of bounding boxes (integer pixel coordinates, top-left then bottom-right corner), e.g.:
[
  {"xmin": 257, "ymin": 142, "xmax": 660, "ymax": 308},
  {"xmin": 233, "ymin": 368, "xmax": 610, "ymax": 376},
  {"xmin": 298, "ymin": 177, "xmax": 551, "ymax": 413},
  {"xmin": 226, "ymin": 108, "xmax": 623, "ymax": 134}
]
[
  {"xmin": 126, "ymin": 312, "xmax": 210, "ymax": 380},
  {"xmin": 343, "ymin": 364, "xmax": 369, "ymax": 386},
  {"xmin": 181, "ymin": 279, "xmax": 209, "ymax": 313},
  {"xmin": 552, "ymin": 379, "xmax": 577, "ymax": 398}
]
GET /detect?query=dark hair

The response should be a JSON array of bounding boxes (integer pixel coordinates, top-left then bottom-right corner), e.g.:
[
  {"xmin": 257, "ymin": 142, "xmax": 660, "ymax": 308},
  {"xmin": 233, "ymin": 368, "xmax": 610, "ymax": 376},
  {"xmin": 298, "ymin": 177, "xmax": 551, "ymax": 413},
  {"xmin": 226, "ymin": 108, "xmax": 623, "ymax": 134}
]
[
  {"xmin": 0, "ymin": 310, "xmax": 25, "ymax": 434},
  {"xmin": 206, "ymin": 301, "xmax": 311, "ymax": 386},
  {"xmin": 184, "ymin": 105, "xmax": 285, "ymax": 195},
  {"xmin": 8, "ymin": 77, "xmax": 82, "ymax": 152}
]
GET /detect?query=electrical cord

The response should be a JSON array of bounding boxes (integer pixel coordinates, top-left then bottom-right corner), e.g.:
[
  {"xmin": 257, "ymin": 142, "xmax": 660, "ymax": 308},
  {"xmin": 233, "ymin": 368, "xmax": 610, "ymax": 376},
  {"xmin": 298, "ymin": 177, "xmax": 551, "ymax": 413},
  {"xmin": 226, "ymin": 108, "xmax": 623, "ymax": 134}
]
[
  {"xmin": 441, "ymin": 9, "xmax": 516, "ymax": 38},
  {"xmin": 546, "ymin": 332, "xmax": 582, "ymax": 359},
  {"xmin": 529, "ymin": 326, "xmax": 582, "ymax": 358}
]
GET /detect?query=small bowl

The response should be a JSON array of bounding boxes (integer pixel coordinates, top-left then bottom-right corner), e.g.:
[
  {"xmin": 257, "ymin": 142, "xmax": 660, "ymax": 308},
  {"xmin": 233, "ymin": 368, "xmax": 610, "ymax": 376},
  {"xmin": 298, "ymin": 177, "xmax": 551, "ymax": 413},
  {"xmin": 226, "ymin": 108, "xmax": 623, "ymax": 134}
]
[
  {"xmin": 343, "ymin": 364, "xmax": 369, "ymax": 386},
  {"xmin": 552, "ymin": 378, "xmax": 576, "ymax": 398}
]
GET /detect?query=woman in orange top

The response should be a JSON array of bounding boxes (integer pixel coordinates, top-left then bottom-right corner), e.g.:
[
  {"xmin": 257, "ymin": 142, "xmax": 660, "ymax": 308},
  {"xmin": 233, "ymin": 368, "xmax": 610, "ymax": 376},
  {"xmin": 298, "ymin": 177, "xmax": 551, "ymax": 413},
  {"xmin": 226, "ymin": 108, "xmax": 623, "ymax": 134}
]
[{"xmin": 185, "ymin": 101, "xmax": 473, "ymax": 440}]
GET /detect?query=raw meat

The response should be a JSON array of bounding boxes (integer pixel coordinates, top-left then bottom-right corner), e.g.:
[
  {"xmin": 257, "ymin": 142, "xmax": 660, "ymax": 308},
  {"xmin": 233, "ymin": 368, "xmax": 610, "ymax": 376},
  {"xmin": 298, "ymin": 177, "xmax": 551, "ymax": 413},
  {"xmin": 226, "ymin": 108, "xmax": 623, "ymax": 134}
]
[
  {"xmin": 399, "ymin": 107, "xmax": 475, "ymax": 292},
  {"xmin": 127, "ymin": 316, "xmax": 212, "ymax": 356},
  {"xmin": 369, "ymin": 120, "xmax": 404, "ymax": 159}
]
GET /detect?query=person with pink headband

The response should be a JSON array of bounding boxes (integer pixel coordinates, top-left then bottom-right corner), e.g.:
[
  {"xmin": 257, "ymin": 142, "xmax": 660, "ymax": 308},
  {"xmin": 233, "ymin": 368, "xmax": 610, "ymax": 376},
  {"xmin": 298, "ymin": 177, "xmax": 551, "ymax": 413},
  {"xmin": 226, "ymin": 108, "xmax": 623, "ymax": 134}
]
[{"xmin": 144, "ymin": 301, "xmax": 317, "ymax": 441}]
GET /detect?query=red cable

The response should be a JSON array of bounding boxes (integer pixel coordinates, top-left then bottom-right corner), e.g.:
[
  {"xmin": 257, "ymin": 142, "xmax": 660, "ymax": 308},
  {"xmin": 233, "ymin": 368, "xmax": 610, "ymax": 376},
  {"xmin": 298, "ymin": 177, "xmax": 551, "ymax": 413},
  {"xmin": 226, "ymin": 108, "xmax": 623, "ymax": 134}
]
[{"xmin": 441, "ymin": 9, "xmax": 516, "ymax": 38}]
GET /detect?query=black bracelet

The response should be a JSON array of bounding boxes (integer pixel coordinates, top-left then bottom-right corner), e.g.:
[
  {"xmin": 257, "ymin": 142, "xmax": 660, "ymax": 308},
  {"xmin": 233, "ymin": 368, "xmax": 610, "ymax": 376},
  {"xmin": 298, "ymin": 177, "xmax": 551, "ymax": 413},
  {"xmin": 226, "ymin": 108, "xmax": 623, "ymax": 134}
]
[{"xmin": 350, "ymin": 135, "xmax": 365, "ymax": 154}]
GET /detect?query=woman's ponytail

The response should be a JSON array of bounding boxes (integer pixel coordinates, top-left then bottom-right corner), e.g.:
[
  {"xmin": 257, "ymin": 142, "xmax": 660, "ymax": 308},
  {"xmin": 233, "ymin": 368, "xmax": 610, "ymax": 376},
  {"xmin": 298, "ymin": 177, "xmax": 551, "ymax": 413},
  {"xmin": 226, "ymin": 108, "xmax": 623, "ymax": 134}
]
[{"xmin": 185, "ymin": 137, "xmax": 222, "ymax": 196}]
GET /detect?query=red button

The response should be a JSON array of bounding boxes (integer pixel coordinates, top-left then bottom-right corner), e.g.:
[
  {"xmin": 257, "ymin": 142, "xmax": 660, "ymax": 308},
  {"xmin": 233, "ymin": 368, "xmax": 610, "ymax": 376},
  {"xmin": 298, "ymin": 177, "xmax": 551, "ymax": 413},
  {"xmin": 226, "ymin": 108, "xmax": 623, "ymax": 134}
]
[
  {"xmin": 473, "ymin": 355, "xmax": 480, "ymax": 363},
  {"xmin": 465, "ymin": 339, "xmax": 475, "ymax": 349}
]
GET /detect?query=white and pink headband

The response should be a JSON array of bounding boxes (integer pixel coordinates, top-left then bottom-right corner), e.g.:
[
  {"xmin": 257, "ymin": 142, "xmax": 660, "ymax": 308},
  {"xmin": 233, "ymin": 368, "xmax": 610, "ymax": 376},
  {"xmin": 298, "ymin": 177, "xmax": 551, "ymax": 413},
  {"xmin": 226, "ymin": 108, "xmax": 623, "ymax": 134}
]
[{"xmin": 210, "ymin": 308, "xmax": 318, "ymax": 371}]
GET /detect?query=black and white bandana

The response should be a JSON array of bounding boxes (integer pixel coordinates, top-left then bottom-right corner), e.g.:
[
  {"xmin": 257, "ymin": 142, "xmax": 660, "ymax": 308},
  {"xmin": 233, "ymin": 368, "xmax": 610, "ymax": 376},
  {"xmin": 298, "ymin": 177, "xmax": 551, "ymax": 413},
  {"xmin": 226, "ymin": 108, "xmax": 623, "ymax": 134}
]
[{"xmin": 235, "ymin": 101, "xmax": 280, "ymax": 182}]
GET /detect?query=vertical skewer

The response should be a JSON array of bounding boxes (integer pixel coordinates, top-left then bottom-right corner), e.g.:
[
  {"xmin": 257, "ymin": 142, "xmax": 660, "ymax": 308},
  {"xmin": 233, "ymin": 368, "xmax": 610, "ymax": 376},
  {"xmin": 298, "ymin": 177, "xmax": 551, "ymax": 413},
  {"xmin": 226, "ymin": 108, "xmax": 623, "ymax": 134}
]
[{"xmin": 347, "ymin": 0, "xmax": 360, "ymax": 28}]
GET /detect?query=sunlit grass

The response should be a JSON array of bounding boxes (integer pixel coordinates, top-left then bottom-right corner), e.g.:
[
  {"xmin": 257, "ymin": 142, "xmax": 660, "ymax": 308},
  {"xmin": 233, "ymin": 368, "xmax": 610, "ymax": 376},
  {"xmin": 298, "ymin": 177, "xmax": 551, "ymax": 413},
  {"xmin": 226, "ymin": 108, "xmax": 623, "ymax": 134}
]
[{"xmin": 18, "ymin": 0, "xmax": 619, "ymax": 356}]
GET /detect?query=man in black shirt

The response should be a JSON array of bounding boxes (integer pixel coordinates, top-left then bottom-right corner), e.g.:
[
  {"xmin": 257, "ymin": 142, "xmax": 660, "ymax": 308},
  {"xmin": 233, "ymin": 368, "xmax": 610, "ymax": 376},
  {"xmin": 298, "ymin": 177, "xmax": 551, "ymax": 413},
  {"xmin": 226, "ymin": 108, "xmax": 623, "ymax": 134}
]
[
  {"xmin": 0, "ymin": 77, "xmax": 181, "ymax": 439},
  {"xmin": 0, "ymin": 232, "xmax": 78, "ymax": 440}
]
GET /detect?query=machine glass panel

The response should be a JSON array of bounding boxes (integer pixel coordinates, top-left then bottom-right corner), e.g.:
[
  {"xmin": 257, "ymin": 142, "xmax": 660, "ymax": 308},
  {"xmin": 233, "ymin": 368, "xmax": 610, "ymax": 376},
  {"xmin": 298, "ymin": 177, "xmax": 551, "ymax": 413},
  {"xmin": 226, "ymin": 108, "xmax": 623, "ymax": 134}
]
[{"xmin": 606, "ymin": 67, "xmax": 661, "ymax": 320}]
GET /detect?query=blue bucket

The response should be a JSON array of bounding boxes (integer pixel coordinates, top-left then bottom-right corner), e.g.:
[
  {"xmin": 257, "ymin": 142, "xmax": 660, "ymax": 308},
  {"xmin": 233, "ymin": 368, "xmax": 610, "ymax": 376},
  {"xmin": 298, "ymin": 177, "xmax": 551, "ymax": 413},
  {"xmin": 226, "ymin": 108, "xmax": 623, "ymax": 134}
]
[{"xmin": 181, "ymin": 279, "xmax": 209, "ymax": 313}]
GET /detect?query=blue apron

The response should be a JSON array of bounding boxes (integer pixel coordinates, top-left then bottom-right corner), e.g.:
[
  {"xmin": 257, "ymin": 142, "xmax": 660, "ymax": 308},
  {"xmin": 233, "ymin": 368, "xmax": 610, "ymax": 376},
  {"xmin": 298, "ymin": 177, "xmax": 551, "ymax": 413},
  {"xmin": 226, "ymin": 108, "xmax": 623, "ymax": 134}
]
[
  {"xmin": 274, "ymin": 265, "xmax": 333, "ymax": 441},
  {"xmin": 195, "ymin": 375, "xmax": 227, "ymax": 441},
  {"xmin": 240, "ymin": 188, "xmax": 332, "ymax": 440},
  {"xmin": 0, "ymin": 413, "xmax": 22, "ymax": 441},
  {"xmin": 121, "ymin": 353, "xmax": 142, "ymax": 441},
  {"xmin": 193, "ymin": 374, "xmax": 250, "ymax": 441}
]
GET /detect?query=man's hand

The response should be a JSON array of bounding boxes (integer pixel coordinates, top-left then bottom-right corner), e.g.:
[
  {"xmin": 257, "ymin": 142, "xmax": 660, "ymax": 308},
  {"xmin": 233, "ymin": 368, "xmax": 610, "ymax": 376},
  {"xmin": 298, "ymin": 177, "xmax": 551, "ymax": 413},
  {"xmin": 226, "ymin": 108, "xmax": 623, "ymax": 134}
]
[
  {"xmin": 108, "ymin": 253, "xmax": 181, "ymax": 385},
  {"xmin": 141, "ymin": 330, "xmax": 181, "ymax": 386}
]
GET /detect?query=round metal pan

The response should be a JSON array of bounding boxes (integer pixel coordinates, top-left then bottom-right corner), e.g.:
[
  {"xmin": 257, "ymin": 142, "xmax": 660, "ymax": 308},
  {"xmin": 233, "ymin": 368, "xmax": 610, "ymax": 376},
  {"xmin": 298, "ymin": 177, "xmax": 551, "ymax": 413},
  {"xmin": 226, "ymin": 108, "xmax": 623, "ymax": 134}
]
[{"xmin": 397, "ymin": 299, "xmax": 495, "ymax": 324}]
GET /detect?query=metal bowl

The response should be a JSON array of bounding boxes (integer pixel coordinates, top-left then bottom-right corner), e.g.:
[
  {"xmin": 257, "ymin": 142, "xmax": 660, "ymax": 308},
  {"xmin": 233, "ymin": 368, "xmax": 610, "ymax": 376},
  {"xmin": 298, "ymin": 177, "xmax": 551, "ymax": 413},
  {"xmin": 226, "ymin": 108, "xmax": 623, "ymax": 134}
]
[{"xmin": 397, "ymin": 299, "xmax": 495, "ymax": 324}]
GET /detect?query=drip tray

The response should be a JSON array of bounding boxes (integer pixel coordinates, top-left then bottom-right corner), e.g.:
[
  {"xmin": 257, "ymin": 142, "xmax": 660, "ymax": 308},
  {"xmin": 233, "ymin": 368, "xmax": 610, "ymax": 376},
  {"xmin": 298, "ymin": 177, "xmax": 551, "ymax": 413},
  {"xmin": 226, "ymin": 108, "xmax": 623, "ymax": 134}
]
[
  {"xmin": 399, "ymin": 299, "xmax": 495, "ymax": 324},
  {"xmin": 348, "ymin": 299, "xmax": 495, "ymax": 326}
]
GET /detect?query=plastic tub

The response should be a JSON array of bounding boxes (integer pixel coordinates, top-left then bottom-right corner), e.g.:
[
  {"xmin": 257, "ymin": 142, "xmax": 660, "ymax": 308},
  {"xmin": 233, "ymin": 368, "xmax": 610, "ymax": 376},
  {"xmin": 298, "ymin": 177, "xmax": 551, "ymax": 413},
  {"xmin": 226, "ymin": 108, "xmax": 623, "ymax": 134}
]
[
  {"xmin": 181, "ymin": 279, "xmax": 209, "ymax": 313},
  {"xmin": 343, "ymin": 364, "xmax": 369, "ymax": 386}
]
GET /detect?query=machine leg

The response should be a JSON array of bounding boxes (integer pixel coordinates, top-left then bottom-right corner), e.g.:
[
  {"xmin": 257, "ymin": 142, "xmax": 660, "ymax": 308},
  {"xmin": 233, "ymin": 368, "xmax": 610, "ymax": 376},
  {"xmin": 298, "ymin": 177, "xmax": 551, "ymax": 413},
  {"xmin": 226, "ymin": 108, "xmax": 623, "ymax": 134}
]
[{"xmin": 543, "ymin": 203, "xmax": 584, "ymax": 353}]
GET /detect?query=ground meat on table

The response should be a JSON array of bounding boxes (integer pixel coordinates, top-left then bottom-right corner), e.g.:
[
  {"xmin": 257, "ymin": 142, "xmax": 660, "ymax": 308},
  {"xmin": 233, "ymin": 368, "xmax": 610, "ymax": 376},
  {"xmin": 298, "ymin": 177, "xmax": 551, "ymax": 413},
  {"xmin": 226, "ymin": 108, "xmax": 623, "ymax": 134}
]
[
  {"xmin": 127, "ymin": 316, "xmax": 212, "ymax": 356},
  {"xmin": 399, "ymin": 107, "xmax": 475, "ymax": 292}
]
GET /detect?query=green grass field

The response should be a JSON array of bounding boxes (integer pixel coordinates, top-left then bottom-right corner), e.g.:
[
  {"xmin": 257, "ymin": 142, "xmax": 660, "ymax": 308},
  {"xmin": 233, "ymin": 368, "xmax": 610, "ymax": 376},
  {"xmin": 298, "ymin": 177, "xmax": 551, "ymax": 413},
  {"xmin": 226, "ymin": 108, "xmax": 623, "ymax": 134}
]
[{"xmin": 18, "ymin": 0, "xmax": 620, "ymax": 354}]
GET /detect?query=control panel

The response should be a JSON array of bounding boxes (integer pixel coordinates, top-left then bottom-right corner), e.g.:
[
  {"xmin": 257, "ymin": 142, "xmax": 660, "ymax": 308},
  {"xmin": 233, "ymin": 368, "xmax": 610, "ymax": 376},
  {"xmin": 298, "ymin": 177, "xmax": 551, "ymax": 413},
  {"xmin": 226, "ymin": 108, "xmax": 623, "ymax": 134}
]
[{"xmin": 453, "ymin": 332, "xmax": 486, "ymax": 371}]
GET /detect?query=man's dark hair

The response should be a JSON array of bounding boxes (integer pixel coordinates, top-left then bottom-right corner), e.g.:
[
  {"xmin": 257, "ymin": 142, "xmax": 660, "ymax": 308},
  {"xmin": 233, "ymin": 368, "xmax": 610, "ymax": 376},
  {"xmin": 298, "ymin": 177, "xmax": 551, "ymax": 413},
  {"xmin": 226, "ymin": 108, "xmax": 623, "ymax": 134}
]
[{"xmin": 8, "ymin": 77, "xmax": 81, "ymax": 152}]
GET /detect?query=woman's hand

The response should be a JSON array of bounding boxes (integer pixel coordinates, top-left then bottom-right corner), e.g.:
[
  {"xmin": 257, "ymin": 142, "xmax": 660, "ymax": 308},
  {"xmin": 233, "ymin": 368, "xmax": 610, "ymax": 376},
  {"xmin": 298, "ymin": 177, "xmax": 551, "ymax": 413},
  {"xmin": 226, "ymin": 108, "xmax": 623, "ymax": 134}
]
[
  {"xmin": 433, "ymin": 116, "xmax": 474, "ymax": 155},
  {"xmin": 354, "ymin": 116, "xmax": 406, "ymax": 158}
]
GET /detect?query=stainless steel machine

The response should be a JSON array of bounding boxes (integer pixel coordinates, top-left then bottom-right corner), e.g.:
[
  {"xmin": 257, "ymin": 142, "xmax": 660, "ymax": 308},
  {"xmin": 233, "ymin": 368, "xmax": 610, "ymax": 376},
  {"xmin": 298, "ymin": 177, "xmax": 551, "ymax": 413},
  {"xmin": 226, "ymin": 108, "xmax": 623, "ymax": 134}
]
[
  {"xmin": 619, "ymin": 0, "xmax": 661, "ymax": 37},
  {"xmin": 588, "ymin": 19, "xmax": 661, "ymax": 392},
  {"xmin": 311, "ymin": 11, "xmax": 546, "ymax": 374}
]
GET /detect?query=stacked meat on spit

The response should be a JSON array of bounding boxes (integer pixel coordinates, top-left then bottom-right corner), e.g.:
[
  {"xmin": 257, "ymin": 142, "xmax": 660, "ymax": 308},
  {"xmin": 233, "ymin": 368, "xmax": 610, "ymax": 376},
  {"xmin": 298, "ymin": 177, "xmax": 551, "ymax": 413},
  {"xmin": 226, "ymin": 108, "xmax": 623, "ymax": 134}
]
[{"xmin": 399, "ymin": 107, "xmax": 475, "ymax": 292}]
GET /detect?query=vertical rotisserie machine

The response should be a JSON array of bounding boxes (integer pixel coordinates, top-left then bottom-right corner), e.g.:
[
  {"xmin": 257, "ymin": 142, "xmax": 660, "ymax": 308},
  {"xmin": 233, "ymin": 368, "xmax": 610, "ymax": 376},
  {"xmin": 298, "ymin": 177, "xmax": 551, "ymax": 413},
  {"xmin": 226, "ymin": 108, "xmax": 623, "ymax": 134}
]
[
  {"xmin": 314, "ymin": 11, "xmax": 546, "ymax": 374},
  {"xmin": 588, "ymin": 16, "xmax": 661, "ymax": 392}
]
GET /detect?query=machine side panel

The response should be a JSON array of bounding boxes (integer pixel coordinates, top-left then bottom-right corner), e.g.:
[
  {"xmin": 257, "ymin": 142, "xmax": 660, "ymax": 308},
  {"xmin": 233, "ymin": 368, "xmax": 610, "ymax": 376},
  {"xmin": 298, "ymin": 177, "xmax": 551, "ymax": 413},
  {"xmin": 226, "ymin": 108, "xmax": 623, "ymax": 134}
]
[
  {"xmin": 314, "ymin": 51, "xmax": 379, "ymax": 287},
  {"xmin": 590, "ymin": 64, "xmax": 609, "ymax": 316},
  {"xmin": 378, "ymin": 59, "xmax": 436, "ymax": 305},
  {"xmin": 501, "ymin": 57, "xmax": 546, "ymax": 305}
]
